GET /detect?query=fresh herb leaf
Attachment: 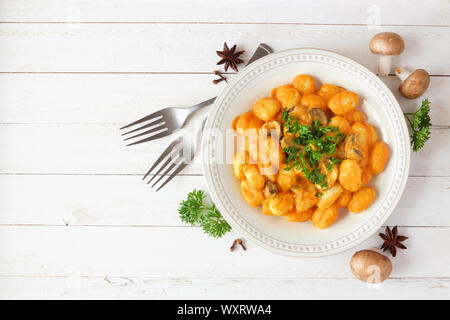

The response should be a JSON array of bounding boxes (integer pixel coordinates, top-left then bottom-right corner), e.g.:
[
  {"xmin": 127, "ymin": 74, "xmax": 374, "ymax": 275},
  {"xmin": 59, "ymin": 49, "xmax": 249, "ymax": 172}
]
[
  {"xmin": 283, "ymin": 115, "xmax": 344, "ymax": 187},
  {"xmin": 404, "ymin": 99, "xmax": 432, "ymax": 152},
  {"xmin": 178, "ymin": 190, "xmax": 231, "ymax": 238},
  {"xmin": 326, "ymin": 157, "xmax": 341, "ymax": 171},
  {"xmin": 282, "ymin": 108, "xmax": 289, "ymax": 122}
]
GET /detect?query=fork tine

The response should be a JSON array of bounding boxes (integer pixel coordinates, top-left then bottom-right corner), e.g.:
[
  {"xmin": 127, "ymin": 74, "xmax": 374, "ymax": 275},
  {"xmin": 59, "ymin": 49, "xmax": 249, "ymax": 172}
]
[
  {"xmin": 150, "ymin": 157, "xmax": 182, "ymax": 188},
  {"xmin": 123, "ymin": 123, "xmax": 167, "ymax": 141},
  {"xmin": 146, "ymin": 157, "xmax": 172, "ymax": 185},
  {"xmin": 126, "ymin": 130, "xmax": 172, "ymax": 147},
  {"xmin": 121, "ymin": 117, "xmax": 163, "ymax": 136},
  {"xmin": 146, "ymin": 149, "xmax": 182, "ymax": 185},
  {"xmin": 155, "ymin": 162, "xmax": 188, "ymax": 192},
  {"xmin": 120, "ymin": 110, "xmax": 163, "ymax": 130},
  {"xmin": 143, "ymin": 138, "xmax": 182, "ymax": 180}
]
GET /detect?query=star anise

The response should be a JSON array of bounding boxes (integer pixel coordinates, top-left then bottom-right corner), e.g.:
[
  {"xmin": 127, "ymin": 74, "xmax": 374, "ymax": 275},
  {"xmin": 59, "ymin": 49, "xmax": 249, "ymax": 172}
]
[
  {"xmin": 216, "ymin": 42, "xmax": 244, "ymax": 72},
  {"xmin": 379, "ymin": 226, "xmax": 408, "ymax": 257}
]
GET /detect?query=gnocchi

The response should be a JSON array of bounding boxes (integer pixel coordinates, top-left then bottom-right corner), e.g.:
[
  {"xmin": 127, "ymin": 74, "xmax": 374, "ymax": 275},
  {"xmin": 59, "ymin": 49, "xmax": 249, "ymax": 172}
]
[
  {"xmin": 348, "ymin": 187, "xmax": 376, "ymax": 213},
  {"xmin": 339, "ymin": 159, "xmax": 362, "ymax": 192},
  {"xmin": 284, "ymin": 207, "xmax": 314, "ymax": 222},
  {"xmin": 317, "ymin": 83, "xmax": 345, "ymax": 103},
  {"xmin": 241, "ymin": 180, "xmax": 265, "ymax": 207},
  {"xmin": 301, "ymin": 94, "xmax": 327, "ymax": 111},
  {"xmin": 233, "ymin": 74, "xmax": 389, "ymax": 229},
  {"xmin": 312, "ymin": 203, "xmax": 339, "ymax": 229},
  {"xmin": 369, "ymin": 142, "xmax": 390, "ymax": 175},
  {"xmin": 243, "ymin": 164, "xmax": 265, "ymax": 189},
  {"xmin": 271, "ymin": 85, "xmax": 302, "ymax": 109},
  {"xmin": 328, "ymin": 91, "xmax": 359, "ymax": 115},
  {"xmin": 292, "ymin": 74, "xmax": 316, "ymax": 95},
  {"xmin": 254, "ymin": 97, "xmax": 282, "ymax": 122}
]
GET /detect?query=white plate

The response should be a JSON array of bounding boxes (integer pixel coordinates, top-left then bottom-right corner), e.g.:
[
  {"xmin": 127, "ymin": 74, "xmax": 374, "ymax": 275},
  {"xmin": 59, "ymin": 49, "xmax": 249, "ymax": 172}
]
[{"xmin": 202, "ymin": 48, "xmax": 410, "ymax": 257}]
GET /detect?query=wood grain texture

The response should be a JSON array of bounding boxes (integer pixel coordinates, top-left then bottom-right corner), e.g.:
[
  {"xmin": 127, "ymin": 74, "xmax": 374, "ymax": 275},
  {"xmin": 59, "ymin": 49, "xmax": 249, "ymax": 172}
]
[
  {"xmin": 0, "ymin": 276, "xmax": 448, "ymax": 299},
  {"xmin": 0, "ymin": 24, "xmax": 448, "ymax": 74},
  {"xmin": 0, "ymin": 74, "xmax": 448, "ymax": 125},
  {"xmin": 0, "ymin": 226, "xmax": 448, "ymax": 278},
  {"xmin": 0, "ymin": 175, "xmax": 448, "ymax": 227},
  {"xmin": 0, "ymin": 0, "xmax": 448, "ymax": 299},
  {"xmin": 0, "ymin": 124, "xmax": 448, "ymax": 175},
  {"xmin": 0, "ymin": 0, "xmax": 448, "ymax": 26}
]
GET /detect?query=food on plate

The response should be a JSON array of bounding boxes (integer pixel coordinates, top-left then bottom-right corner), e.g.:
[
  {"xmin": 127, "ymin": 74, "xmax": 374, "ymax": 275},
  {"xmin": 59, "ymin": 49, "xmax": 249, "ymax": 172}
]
[
  {"xmin": 232, "ymin": 74, "xmax": 390, "ymax": 229},
  {"xmin": 328, "ymin": 91, "xmax": 359, "ymax": 115},
  {"xmin": 292, "ymin": 74, "xmax": 316, "ymax": 95},
  {"xmin": 369, "ymin": 142, "xmax": 390, "ymax": 174},
  {"xmin": 312, "ymin": 203, "xmax": 339, "ymax": 229},
  {"xmin": 348, "ymin": 187, "xmax": 376, "ymax": 213}
]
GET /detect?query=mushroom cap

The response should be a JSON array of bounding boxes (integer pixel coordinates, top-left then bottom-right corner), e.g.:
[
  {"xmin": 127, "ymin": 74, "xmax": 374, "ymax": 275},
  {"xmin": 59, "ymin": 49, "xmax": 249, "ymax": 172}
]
[
  {"xmin": 399, "ymin": 69, "xmax": 430, "ymax": 99},
  {"xmin": 350, "ymin": 249, "xmax": 392, "ymax": 283},
  {"xmin": 369, "ymin": 32, "xmax": 405, "ymax": 55}
]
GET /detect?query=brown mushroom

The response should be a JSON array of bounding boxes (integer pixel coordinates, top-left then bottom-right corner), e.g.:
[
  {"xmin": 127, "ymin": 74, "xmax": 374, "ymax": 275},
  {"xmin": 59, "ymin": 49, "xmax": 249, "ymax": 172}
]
[
  {"xmin": 344, "ymin": 133, "xmax": 364, "ymax": 161},
  {"xmin": 291, "ymin": 176, "xmax": 306, "ymax": 195},
  {"xmin": 394, "ymin": 67, "xmax": 430, "ymax": 99},
  {"xmin": 350, "ymin": 249, "xmax": 392, "ymax": 283},
  {"xmin": 262, "ymin": 120, "xmax": 282, "ymax": 139},
  {"xmin": 308, "ymin": 108, "xmax": 328, "ymax": 126},
  {"xmin": 369, "ymin": 32, "xmax": 405, "ymax": 77},
  {"xmin": 263, "ymin": 181, "xmax": 278, "ymax": 198},
  {"xmin": 280, "ymin": 135, "xmax": 296, "ymax": 150}
]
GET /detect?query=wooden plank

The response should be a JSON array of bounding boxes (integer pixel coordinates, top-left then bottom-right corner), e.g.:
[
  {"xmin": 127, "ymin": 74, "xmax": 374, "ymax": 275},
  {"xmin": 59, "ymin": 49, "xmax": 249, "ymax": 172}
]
[
  {"xmin": 0, "ymin": 276, "xmax": 448, "ymax": 299},
  {"xmin": 0, "ymin": 74, "xmax": 448, "ymax": 126},
  {"xmin": 0, "ymin": 24, "xmax": 448, "ymax": 74},
  {"xmin": 0, "ymin": 124, "xmax": 448, "ymax": 176},
  {"xmin": 0, "ymin": 226, "xmax": 448, "ymax": 278},
  {"xmin": 0, "ymin": 0, "xmax": 448, "ymax": 26},
  {"xmin": 0, "ymin": 175, "xmax": 448, "ymax": 227}
]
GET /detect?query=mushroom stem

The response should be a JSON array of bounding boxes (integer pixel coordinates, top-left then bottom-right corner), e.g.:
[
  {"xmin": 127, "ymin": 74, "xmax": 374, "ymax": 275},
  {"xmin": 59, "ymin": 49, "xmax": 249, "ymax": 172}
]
[
  {"xmin": 394, "ymin": 66, "xmax": 411, "ymax": 82},
  {"xmin": 378, "ymin": 55, "xmax": 392, "ymax": 77}
]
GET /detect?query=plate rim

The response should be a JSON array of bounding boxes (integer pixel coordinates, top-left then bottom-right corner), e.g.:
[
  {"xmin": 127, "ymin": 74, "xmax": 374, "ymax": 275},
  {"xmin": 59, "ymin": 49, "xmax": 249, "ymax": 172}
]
[{"xmin": 202, "ymin": 48, "xmax": 411, "ymax": 257}]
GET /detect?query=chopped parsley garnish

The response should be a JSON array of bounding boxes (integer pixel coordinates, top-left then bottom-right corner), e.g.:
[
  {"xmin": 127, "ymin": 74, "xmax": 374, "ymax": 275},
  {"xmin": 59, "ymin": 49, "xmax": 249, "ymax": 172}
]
[{"xmin": 282, "ymin": 112, "xmax": 343, "ymax": 188}]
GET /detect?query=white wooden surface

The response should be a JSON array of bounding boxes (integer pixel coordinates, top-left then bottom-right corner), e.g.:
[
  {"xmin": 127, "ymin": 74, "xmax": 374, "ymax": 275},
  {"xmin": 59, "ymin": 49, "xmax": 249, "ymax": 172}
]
[{"xmin": 0, "ymin": 0, "xmax": 449, "ymax": 300}]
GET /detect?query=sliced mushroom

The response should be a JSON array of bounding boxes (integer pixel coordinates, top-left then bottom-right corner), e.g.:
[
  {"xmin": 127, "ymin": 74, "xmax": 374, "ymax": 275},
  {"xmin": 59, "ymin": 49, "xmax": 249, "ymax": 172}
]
[
  {"xmin": 344, "ymin": 133, "xmax": 364, "ymax": 161},
  {"xmin": 263, "ymin": 180, "xmax": 278, "ymax": 198},
  {"xmin": 262, "ymin": 120, "xmax": 282, "ymax": 139},
  {"xmin": 394, "ymin": 67, "xmax": 430, "ymax": 99},
  {"xmin": 314, "ymin": 157, "xmax": 339, "ymax": 190},
  {"xmin": 336, "ymin": 142, "xmax": 345, "ymax": 160},
  {"xmin": 308, "ymin": 108, "xmax": 328, "ymax": 126},
  {"xmin": 290, "ymin": 175, "xmax": 305, "ymax": 196},
  {"xmin": 369, "ymin": 32, "xmax": 405, "ymax": 77},
  {"xmin": 287, "ymin": 105, "xmax": 312, "ymax": 125},
  {"xmin": 280, "ymin": 135, "xmax": 296, "ymax": 150}
]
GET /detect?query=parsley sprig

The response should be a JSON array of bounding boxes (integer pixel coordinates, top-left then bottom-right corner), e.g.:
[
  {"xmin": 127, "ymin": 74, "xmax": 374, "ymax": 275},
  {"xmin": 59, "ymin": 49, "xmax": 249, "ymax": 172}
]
[
  {"xmin": 403, "ymin": 99, "xmax": 432, "ymax": 152},
  {"xmin": 282, "ymin": 109, "xmax": 343, "ymax": 188},
  {"xmin": 178, "ymin": 190, "xmax": 231, "ymax": 238}
]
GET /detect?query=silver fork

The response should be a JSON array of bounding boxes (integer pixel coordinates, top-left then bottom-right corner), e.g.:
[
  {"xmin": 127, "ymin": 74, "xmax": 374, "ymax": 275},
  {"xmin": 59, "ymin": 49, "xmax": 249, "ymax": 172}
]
[
  {"xmin": 120, "ymin": 43, "xmax": 273, "ymax": 146},
  {"xmin": 143, "ymin": 118, "xmax": 206, "ymax": 191}
]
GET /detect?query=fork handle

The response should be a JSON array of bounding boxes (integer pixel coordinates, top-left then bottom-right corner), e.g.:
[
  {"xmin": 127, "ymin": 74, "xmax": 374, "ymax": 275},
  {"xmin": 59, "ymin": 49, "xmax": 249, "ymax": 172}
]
[{"xmin": 189, "ymin": 97, "xmax": 216, "ymax": 113}]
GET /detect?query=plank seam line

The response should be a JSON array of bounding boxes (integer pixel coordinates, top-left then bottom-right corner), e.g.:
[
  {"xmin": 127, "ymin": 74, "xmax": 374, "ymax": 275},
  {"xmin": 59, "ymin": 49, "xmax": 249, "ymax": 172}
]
[
  {"xmin": 0, "ymin": 224, "xmax": 448, "ymax": 228},
  {"xmin": 0, "ymin": 123, "xmax": 449, "ymax": 129},
  {"xmin": 0, "ymin": 275, "xmax": 448, "ymax": 280},
  {"xmin": 0, "ymin": 22, "xmax": 449, "ymax": 27},
  {"xmin": 0, "ymin": 173, "xmax": 447, "ymax": 178},
  {"xmin": 0, "ymin": 72, "xmax": 448, "ymax": 77}
]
